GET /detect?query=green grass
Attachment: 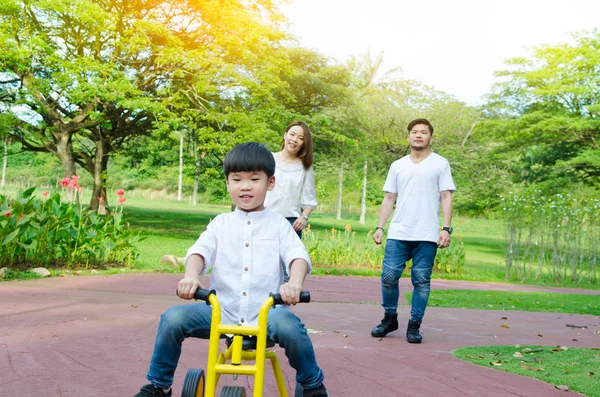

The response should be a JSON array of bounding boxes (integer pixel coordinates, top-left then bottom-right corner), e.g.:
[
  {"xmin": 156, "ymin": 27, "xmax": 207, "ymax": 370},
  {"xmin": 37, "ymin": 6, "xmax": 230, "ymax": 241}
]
[
  {"xmin": 406, "ymin": 290, "xmax": 600, "ymax": 315},
  {"xmin": 1, "ymin": 187, "xmax": 598, "ymax": 290},
  {"xmin": 454, "ymin": 345, "xmax": 600, "ymax": 397},
  {"xmin": 125, "ymin": 200, "xmax": 507, "ymax": 280}
]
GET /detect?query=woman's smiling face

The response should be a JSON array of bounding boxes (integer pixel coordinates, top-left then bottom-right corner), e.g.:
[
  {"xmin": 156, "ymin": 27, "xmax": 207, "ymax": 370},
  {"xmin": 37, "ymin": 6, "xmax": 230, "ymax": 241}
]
[{"xmin": 283, "ymin": 125, "xmax": 305, "ymax": 156}]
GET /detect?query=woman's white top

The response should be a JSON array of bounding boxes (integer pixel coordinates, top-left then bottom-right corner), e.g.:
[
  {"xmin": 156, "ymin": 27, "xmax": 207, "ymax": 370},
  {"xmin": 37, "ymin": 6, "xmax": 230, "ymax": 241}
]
[{"xmin": 265, "ymin": 156, "xmax": 318, "ymax": 218}]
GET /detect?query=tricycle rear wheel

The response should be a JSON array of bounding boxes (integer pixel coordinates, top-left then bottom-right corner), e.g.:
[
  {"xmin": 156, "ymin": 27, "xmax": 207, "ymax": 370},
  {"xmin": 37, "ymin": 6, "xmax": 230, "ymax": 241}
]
[{"xmin": 220, "ymin": 386, "xmax": 246, "ymax": 396}]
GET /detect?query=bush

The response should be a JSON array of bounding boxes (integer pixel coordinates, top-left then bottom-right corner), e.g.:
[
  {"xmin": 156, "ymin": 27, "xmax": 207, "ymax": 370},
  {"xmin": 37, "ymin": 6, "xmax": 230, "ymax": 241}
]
[
  {"xmin": 303, "ymin": 224, "xmax": 465, "ymax": 275},
  {"xmin": 0, "ymin": 187, "xmax": 142, "ymax": 269}
]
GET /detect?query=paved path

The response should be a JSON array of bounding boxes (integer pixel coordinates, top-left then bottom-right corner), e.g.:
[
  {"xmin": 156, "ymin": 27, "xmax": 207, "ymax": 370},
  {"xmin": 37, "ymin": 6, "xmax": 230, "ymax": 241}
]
[{"xmin": 1, "ymin": 275, "xmax": 599, "ymax": 397}]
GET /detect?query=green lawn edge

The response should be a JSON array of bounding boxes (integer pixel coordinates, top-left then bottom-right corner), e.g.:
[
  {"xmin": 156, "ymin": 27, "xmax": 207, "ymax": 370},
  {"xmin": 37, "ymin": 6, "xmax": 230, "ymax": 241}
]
[{"xmin": 453, "ymin": 345, "xmax": 600, "ymax": 397}]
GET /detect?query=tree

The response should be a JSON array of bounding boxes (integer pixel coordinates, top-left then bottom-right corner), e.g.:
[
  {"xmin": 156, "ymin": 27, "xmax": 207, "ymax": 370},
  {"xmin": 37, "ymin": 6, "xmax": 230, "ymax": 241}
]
[
  {"xmin": 0, "ymin": 0, "xmax": 288, "ymax": 210},
  {"xmin": 481, "ymin": 29, "xmax": 600, "ymax": 190}
]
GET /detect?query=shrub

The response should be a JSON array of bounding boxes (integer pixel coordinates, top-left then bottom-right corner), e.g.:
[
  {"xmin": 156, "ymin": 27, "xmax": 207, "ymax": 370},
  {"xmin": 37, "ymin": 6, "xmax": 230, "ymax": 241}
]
[{"xmin": 0, "ymin": 187, "xmax": 142, "ymax": 269}]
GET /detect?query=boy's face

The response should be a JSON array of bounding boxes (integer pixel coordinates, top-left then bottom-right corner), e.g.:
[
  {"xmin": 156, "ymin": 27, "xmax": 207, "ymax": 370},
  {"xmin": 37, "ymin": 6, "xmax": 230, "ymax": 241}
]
[{"xmin": 226, "ymin": 171, "xmax": 275, "ymax": 212}]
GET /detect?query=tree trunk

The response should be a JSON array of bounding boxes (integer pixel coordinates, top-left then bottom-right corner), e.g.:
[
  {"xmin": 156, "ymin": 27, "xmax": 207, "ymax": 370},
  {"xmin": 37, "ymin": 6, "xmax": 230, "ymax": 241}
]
[
  {"xmin": 89, "ymin": 138, "xmax": 110, "ymax": 213},
  {"xmin": 177, "ymin": 133, "xmax": 184, "ymax": 202},
  {"xmin": 1, "ymin": 137, "xmax": 7, "ymax": 188},
  {"xmin": 55, "ymin": 131, "xmax": 77, "ymax": 177},
  {"xmin": 336, "ymin": 163, "xmax": 343, "ymax": 220},
  {"xmin": 360, "ymin": 160, "xmax": 367, "ymax": 225},
  {"xmin": 192, "ymin": 152, "xmax": 200, "ymax": 206}
]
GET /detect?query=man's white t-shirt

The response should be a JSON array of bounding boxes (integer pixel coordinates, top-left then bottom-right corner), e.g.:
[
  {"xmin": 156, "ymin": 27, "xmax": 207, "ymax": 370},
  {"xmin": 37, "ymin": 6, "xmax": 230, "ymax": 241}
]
[{"xmin": 382, "ymin": 152, "xmax": 456, "ymax": 243}]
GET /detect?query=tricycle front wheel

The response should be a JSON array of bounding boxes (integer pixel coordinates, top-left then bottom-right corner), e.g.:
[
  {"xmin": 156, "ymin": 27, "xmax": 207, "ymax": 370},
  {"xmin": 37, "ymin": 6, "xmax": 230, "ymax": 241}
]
[{"xmin": 182, "ymin": 368, "xmax": 205, "ymax": 397}]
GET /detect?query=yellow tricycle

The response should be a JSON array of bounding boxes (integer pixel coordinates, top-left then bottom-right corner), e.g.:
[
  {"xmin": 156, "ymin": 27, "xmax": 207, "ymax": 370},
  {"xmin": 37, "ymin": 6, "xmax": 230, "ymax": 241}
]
[{"xmin": 180, "ymin": 288, "xmax": 311, "ymax": 397}]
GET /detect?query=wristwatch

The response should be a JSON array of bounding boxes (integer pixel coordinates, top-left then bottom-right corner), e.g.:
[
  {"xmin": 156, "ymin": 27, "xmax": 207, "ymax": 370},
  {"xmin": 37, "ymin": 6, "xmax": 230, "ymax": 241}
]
[
  {"xmin": 301, "ymin": 214, "xmax": 309, "ymax": 220},
  {"xmin": 441, "ymin": 226, "xmax": 453, "ymax": 234}
]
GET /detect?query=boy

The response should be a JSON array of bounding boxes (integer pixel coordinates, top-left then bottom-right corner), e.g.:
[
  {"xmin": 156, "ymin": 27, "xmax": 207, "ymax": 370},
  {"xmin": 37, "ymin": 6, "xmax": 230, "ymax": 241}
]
[{"xmin": 134, "ymin": 142, "xmax": 328, "ymax": 397}]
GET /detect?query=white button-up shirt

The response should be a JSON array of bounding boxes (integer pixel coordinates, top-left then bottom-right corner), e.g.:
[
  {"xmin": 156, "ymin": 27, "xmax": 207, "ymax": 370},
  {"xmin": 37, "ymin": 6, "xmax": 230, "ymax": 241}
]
[
  {"xmin": 264, "ymin": 158, "xmax": 318, "ymax": 218},
  {"xmin": 184, "ymin": 207, "xmax": 312, "ymax": 326}
]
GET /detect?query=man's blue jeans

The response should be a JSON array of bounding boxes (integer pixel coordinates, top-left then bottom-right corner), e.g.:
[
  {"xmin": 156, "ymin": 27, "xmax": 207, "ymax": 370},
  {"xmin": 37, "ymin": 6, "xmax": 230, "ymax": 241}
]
[
  {"xmin": 146, "ymin": 303, "xmax": 324, "ymax": 390},
  {"xmin": 380, "ymin": 240, "xmax": 438, "ymax": 322}
]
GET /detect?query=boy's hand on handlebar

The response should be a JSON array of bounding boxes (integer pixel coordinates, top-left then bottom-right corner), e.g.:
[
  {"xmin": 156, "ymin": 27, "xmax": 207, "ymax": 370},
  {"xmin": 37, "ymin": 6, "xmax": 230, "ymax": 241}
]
[
  {"xmin": 279, "ymin": 281, "xmax": 303, "ymax": 305},
  {"xmin": 177, "ymin": 277, "xmax": 204, "ymax": 300}
]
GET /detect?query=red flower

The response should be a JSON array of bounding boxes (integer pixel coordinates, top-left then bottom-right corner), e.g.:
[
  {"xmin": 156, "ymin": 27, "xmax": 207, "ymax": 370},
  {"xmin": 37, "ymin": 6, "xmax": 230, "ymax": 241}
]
[
  {"xmin": 117, "ymin": 189, "xmax": 125, "ymax": 196},
  {"xmin": 60, "ymin": 177, "xmax": 70, "ymax": 187},
  {"xmin": 42, "ymin": 191, "xmax": 49, "ymax": 197},
  {"xmin": 4, "ymin": 212, "xmax": 10, "ymax": 218},
  {"xmin": 118, "ymin": 197, "xmax": 126, "ymax": 205}
]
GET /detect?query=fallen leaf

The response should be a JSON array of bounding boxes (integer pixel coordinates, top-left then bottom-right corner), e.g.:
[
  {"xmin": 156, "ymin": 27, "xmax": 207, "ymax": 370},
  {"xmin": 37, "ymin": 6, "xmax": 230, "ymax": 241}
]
[
  {"xmin": 490, "ymin": 360, "xmax": 503, "ymax": 366},
  {"xmin": 130, "ymin": 305, "xmax": 138, "ymax": 308},
  {"xmin": 466, "ymin": 355, "xmax": 485, "ymax": 360},
  {"xmin": 566, "ymin": 324, "xmax": 587, "ymax": 329},
  {"xmin": 572, "ymin": 339, "xmax": 579, "ymax": 342},
  {"xmin": 555, "ymin": 385, "xmax": 569, "ymax": 391},
  {"xmin": 522, "ymin": 348, "xmax": 544, "ymax": 354},
  {"xmin": 521, "ymin": 365, "xmax": 544, "ymax": 371},
  {"xmin": 501, "ymin": 316, "xmax": 508, "ymax": 320},
  {"xmin": 513, "ymin": 352, "xmax": 524, "ymax": 358},
  {"xmin": 552, "ymin": 345, "xmax": 569, "ymax": 352},
  {"xmin": 501, "ymin": 324, "xmax": 510, "ymax": 329},
  {"xmin": 537, "ymin": 334, "xmax": 543, "ymax": 337},
  {"xmin": 594, "ymin": 330, "xmax": 600, "ymax": 334},
  {"xmin": 589, "ymin": 372, "xmax": 595, "ymax": 376}
]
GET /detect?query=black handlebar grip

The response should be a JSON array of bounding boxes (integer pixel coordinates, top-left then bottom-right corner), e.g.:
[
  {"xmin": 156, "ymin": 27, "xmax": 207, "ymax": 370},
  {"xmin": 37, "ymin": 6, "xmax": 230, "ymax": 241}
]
[
  {"xmin": 193, "ymin": 289, "xmax": 215, "ymax": 302},
  {"xmin": 176, "ymin": 288, "xmax": 215, "ymax": 302},
  {"xmin": 270, "ymin": 291, "xmax": 311, "ymax": 305}
]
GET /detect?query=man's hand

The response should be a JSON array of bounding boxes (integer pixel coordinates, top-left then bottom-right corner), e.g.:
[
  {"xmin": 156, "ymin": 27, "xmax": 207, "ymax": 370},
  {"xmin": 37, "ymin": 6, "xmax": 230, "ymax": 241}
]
[
  {"xmin": 279, "ymin": 280, "xmax": 303, "ymax": 305},
  {"xmin": 437, "ymin": 230, "xmax": 451, "ymax": 249},
  {"xmin": 292, "ymin": 216, "xmax": 307, "ymax": 232},
  {"xmin": 373, "ymin": 228, "xmax": 384, "ymax": 245},
  {"xmin": 177, "ymin": 276, "xmax": 204, "ymax": 300}
]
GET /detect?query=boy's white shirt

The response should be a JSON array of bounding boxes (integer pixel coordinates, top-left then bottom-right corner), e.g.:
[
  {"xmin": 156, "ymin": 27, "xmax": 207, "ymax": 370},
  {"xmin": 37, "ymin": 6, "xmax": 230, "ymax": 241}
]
[
  {"xmin": 184, "ymin": 207, "xmax": 312, "ymax": 326},
  {"xmin": 383, "ymin": 152, "xmax": 456, "ymax": 243}
]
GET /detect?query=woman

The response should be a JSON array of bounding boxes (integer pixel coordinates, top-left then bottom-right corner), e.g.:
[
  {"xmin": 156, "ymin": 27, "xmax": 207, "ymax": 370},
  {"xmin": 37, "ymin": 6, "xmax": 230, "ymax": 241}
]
[{"xmin": 265, "ymin": 121, "xmax": 317, "ymax": 239}]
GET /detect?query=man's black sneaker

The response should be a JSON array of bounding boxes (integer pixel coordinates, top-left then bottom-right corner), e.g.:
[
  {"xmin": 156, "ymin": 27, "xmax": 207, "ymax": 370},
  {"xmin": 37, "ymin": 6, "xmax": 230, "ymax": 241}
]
[
  {"xmin": 371, "ymin": 313, "xmax": 399, "ymax": 337},
  {"xmin": 134, "ymin": 384, "xmax": 172, "ymax": 397},
  {"xmin": 304, "ymin": 383, "xmax": 329, "ymax": 397},
  {"xmin": 406, "ymin": 319, "xmax": 422, "ymax": 343}
]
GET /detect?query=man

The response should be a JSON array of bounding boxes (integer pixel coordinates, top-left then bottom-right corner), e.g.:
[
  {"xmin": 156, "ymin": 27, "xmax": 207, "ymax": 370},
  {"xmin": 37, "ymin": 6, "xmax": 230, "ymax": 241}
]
[{"xmin": 371, "ymin": 118, "xmax": 455, "ymax": 343}]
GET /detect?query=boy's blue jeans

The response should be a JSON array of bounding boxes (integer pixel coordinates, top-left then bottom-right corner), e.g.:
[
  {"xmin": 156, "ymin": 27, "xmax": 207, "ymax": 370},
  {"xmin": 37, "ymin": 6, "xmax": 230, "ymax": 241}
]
[
  {"xmin": 380, "ymin": 239, "xmax": 438, "ymax": 322},
  {"xmin": 146, "ymin": 303, "xmax": 324, "ymax": 390}
]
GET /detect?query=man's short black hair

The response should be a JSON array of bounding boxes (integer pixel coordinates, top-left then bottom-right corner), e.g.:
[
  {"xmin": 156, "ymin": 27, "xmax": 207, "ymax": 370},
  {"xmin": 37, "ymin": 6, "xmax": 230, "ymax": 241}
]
[
  {"xmin": 223, "ymin": 142, "xmax": 276, "ymax": 178},
  {"xmin": 407, "ymin": 118, "xmax": 434, "ymax": 135}
]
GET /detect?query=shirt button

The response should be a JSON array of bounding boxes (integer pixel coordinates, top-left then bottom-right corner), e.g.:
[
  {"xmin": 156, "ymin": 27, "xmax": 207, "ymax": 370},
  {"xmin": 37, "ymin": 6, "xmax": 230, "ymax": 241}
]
[
  {"xmin": 247, "ymin": 221, "xmax": 251, "ymax": 225},
  {"xmin": 245, "ymin": 242, "xmax": 249, "ymax": 247},
  {"xmin": 244, "ymin": 267, "xmax": 248, "ymax": 271},
  {"xmin": 242, "ymin": 292, "xmax": 247, "ymax": 296},
  {"xmin": 240, "ymin": 318, "xmax": 245, "ymax": 323}
]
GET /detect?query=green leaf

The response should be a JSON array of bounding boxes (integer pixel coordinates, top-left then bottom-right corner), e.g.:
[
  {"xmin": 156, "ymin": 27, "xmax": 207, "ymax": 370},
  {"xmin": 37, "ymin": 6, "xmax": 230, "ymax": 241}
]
[
  {"xmin": 22, "ymin": 187, "xmax": 36, "ymax": 198},
  {"xmin": 2, "ymin": 228, "xmax": 19, "ymax": 245}
]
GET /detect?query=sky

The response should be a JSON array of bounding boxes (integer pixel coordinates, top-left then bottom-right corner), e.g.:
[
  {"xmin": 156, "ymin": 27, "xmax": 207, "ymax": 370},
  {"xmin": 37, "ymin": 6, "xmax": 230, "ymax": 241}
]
[{"xmin": 281, "ymin": 0, "xmax": 600, "ymax": 106}]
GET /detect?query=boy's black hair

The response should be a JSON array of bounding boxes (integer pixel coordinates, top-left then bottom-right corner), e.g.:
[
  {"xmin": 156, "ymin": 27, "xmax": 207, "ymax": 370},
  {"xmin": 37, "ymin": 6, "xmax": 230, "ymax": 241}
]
[
  {"xmin": 223, "ymin": 142, "xmax": 276, "ymax": 178},
  {"xmin": 407, "ymin": 118, "xmax": 434, "ymax": 135}
]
